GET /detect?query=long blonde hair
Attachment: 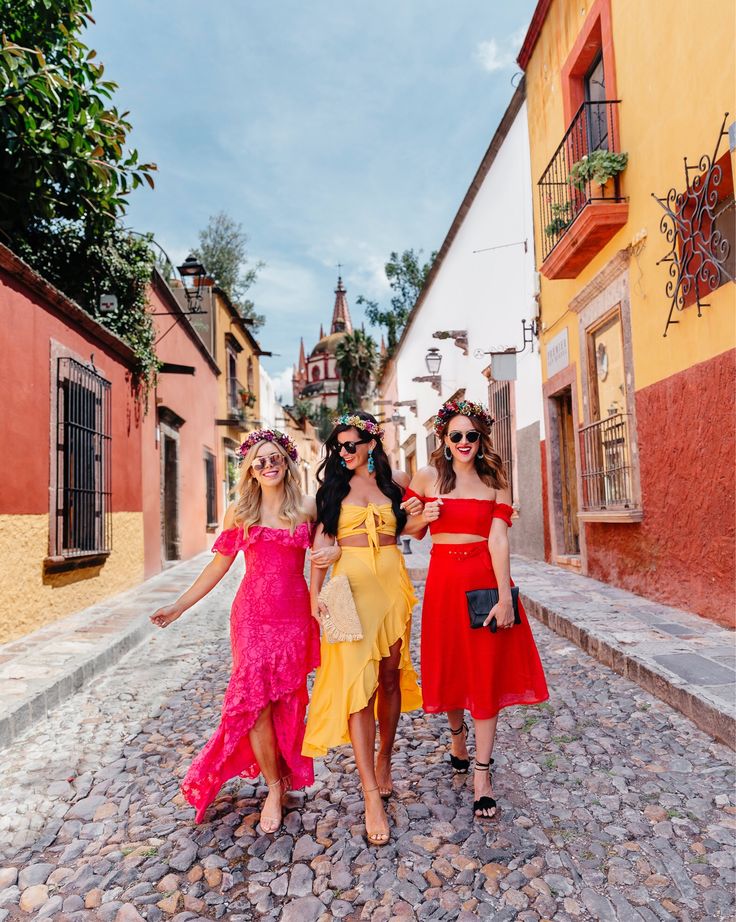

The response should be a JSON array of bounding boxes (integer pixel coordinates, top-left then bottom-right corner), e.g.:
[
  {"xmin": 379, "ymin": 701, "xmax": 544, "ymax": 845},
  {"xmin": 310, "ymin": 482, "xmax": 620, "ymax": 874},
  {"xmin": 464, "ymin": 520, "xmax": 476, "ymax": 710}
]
[{"xmin": 234, "ymin": 440, "xmax": 304, "ymax": 535}]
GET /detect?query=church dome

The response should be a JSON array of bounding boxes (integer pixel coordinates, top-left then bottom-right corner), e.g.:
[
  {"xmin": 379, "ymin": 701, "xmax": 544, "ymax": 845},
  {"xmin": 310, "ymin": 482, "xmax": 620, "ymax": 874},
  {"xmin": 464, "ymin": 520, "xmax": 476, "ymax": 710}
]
[{"xmin": 311, "ymin": 331, "xmax": 347, "ymax": 356}]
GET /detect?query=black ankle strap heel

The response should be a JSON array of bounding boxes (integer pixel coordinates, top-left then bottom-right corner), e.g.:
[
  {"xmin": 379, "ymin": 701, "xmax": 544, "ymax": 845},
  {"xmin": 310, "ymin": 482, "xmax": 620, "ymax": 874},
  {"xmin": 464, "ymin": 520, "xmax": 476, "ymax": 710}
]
[
  {"xmin": 473, "ymin": 759, "xmax": 497, "ymax": 819},
  {"xmin": 449, "ymin": 720, "xmax": 470, "ymax": 774}
]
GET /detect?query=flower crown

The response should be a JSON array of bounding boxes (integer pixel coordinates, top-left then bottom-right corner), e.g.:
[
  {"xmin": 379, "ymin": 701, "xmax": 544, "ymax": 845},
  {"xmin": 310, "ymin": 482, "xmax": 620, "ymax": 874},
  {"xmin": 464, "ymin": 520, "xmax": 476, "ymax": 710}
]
[
  {"xmin": 433, "ymin": 399, "xmax": 494, "ymax": 436},
  {"xmin": 237, "ymin": 429, "xmax": 299, "ymax": 463},
  {"xmin": 333, "ymin": 414, "xmax": 385, "ymax": 439}
]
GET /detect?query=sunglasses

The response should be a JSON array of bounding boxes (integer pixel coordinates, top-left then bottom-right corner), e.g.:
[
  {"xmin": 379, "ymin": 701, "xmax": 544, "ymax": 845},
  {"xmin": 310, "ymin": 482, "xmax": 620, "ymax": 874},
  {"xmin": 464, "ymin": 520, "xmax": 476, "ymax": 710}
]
[
  {"xmin": 336, "ymin": 438, "xmax": 369, "ymax": 455},
  {"xmin": 448, "ymin": 430, "xmax": 481, "ymax": 444},
  {"xmin": 252, "ymin": 453, "xmax": 285, "ymax": 471}
]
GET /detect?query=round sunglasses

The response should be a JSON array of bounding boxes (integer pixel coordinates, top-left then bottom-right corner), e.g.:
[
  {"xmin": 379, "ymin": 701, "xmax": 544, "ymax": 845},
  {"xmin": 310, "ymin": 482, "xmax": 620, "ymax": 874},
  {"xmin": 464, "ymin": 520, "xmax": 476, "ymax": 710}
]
[
  {"xmin": 252, "ymin": 453, "xmax": 286, "ymax": 471},
  {"xmin": 336, "ymin": 437, "xmax": 370, "ymax": 455},
  {"xmin": 448, "ymin": 430, "xmax": 481, "ymax": 444}
]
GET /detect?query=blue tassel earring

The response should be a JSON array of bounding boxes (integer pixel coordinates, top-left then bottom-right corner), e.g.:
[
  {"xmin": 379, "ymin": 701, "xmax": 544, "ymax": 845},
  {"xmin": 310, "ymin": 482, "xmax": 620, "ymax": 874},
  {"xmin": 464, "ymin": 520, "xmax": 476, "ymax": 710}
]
[
  {"xmin": 367, "ymin": 449, "xmax": 375, "ymax": 473},
  {"xmin": 341, "ymin": 458, "xmax": 347, "ymax": 468}
]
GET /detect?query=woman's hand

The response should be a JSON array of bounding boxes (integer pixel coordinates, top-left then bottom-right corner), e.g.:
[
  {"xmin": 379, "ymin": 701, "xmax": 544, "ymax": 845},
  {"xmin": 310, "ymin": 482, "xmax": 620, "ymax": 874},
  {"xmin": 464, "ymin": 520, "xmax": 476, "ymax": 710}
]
[
  {"xmin": 150, "ymin": 604, "xmax": 183, "ymax": 629},
  {"xmin": 422, "ymin": 498, "xmax": 443, "ymax": 523},
  {"xmin": 311, "ymin": 599, "xmax": 328, "ymax": 623},
  {"xmin": 400, "ymin": 496, "xmax": 424, "ymax": 517},
  {"xmin": 484, "ymin": 596, "xmax": 514, "ymax": 630},
  {"xmin": 311, "ymin": 545, "xmax": 341, "ymax": 569}
]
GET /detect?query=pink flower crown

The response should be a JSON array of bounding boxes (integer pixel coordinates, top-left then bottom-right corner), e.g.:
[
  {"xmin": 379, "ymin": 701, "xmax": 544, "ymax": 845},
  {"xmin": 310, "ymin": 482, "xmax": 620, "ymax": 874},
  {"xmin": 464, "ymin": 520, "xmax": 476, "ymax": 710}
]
[
  {"xmin": 237, "ymin": 429, "xmax": 299, "ymax": 463},
  {"xmin": 433, "ymin": 399, "xmax": 494, "ymax": 436},
  {"xmin": 333, "ymin": 414, "xmax": 385, "ymax": 439}
]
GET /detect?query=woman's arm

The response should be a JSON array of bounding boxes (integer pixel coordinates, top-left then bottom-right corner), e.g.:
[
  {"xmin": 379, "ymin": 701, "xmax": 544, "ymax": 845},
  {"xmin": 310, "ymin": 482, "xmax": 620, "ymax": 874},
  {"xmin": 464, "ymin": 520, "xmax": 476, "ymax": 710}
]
[
  {"xmin": 401, "ymin": 467, "xmax": 440, "ymax": 537},
  {"xmin": 150, "ymin": 505, "xmax": 238, "ymax": 628},
  {"xmin": 485, "ymin": 488, "xmax": 514, "ymax": 629},
  {"xmin": 305, "ymin": 495, "xmax": 342, "ymax": 569},
  {"xmin": 309, "ymin": 522, "xmax": 334, "ymax": 620}
]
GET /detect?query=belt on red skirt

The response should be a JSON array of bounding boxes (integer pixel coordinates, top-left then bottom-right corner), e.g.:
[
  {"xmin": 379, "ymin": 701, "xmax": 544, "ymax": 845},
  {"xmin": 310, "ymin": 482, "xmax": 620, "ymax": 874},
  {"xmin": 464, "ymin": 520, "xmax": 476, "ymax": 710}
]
[{"xmin": 430, "ymin": 541, "xmax": 488, "ymax": 559}]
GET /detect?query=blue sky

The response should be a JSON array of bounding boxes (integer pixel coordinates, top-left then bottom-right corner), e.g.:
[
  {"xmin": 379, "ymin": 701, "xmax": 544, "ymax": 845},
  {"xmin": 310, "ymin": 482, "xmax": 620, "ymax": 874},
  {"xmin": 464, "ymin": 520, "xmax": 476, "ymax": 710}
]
[{"xmin": 89, "ymin": 1, "xmax": 536, "ymax": 399}]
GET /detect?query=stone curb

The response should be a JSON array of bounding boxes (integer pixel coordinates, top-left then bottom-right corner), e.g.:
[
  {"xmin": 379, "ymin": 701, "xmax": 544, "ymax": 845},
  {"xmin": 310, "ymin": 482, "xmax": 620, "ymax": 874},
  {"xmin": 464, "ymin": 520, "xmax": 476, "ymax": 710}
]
[
  {"xmin": 405, "ymin": 559, "xmax": 735, "ymax": 751},
  {"xmin": 0, "ymin": 555, "xmax": 209, "ymax": 753},
  {"xmin": 520, "ymin": 593, "xmax": 735, "ymax": 751}
]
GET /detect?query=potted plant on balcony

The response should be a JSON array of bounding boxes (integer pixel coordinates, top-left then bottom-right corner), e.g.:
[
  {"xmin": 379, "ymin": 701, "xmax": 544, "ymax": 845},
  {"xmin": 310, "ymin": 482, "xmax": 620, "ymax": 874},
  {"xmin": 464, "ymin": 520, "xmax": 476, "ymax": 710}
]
[
  {"xmin": 568, "ymin": 150, "xmax": 628, "ymax": 192},
  {"xmin": 544, "ymin": 202, "xmax": 572, "ymax": 237},
  {"xmin": 238, "ymin": 387, "xmax": 257, "ymax": 409}
]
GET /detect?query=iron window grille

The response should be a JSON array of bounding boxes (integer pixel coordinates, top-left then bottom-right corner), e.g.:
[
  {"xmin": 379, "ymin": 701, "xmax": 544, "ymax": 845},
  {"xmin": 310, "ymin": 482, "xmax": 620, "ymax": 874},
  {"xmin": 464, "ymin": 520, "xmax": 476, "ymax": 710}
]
[
  {"xmin": 538, "ymin": 99, "xmax": 624, "ymax": 262},
  {"xmin": 579, "ymin": 412, "xmax": 635, "ymax": 511},
  {"xmin": 204, "ymin": 452, "xmax": 217, "ymax": 527},
  {"xmin": 56, "ymin": 357, "xmax": 112, "ymax": 557},
  {"xmin": 488, "ymin": 380, "xmax": 514, "ymax": 501}
]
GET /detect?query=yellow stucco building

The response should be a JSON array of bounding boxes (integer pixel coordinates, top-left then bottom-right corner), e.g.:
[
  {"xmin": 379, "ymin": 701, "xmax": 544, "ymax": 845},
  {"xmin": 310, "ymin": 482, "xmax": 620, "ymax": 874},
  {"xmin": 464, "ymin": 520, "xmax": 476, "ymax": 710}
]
[{"xmin": 520, "ymin": 0, "xmax": 735, "ymax": 624}]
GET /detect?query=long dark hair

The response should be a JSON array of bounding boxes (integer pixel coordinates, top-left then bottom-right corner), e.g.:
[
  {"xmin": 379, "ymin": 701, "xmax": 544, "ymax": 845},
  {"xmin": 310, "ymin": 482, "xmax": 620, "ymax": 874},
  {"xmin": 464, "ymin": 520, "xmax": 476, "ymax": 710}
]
[
  {"xmin": 316, "ymin": 410, "xmax": 407, "ymax": 538},
  {"xmin": 430, "ymin": 412, "xmax": 508, "ymax": 495}
]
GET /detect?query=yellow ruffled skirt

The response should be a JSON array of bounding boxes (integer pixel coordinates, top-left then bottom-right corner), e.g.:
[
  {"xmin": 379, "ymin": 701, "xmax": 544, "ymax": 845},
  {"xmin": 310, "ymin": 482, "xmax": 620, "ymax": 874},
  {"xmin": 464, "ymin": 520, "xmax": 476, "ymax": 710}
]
[{"xmin": 302, "ymin": 544, "xmax": 422, "ymax": 757}]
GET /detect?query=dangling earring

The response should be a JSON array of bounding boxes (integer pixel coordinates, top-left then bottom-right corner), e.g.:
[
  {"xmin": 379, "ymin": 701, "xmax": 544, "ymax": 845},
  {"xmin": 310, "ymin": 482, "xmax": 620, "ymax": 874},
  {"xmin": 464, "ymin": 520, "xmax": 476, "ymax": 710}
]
[
  {"xmin": 367, "ymin": 449, "xmax": 375, "ymax": 474},
  {"xmin": 477, "ymin": 450, "xmax": 485, "ymax": 460},
  {"xmin": 340, "ymin": 458, "xmax": 347, "ymax": 468},
  {"xmin": 444, "ymin": 446, "xmax": 452, "ymax": 461}
]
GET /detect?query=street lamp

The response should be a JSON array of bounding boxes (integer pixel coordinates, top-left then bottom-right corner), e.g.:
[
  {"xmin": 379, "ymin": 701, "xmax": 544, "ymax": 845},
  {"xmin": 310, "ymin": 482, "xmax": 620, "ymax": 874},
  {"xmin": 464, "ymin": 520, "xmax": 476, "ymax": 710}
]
[
  {"xmin": 425, "ymin": 348, "xmax": 443, "ymax": 375},
  {"xmin": 412, "ymin": 347, "xmax": 443, "ymax": 394},
  {"xmin": 176, "ymin": 254, "xmax": 207, "ymax": 313}
]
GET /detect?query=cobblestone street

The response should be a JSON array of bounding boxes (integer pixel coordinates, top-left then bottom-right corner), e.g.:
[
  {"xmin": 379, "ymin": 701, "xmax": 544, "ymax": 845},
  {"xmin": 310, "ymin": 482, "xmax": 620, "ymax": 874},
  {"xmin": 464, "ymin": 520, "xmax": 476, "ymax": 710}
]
[{"xmin": 0, "ymin": 562, "xmax": 734, "ymax": 922}]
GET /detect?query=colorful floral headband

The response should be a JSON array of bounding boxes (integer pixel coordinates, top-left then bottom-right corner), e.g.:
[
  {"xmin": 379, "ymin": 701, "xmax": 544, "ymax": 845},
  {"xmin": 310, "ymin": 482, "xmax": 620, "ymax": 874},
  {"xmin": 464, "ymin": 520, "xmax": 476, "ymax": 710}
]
[
  {"xmin": 333, "ymin": 414, "xmax": 385, "ymax": 439},
  {"xmin": 433, "ymin": 399, "xmax": 494, "ymax": 436},
  {"xmin": 238, "ymin": 429, "xmax": 299, "ymax": 463}
]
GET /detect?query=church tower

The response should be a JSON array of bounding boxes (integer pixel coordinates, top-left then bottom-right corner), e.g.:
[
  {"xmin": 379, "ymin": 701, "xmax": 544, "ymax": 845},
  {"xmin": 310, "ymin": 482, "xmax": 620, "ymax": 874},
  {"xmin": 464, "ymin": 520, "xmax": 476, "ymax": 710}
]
[{"xmin": 293, "ymin": 275, "xmax": 353, "ymax": 410}]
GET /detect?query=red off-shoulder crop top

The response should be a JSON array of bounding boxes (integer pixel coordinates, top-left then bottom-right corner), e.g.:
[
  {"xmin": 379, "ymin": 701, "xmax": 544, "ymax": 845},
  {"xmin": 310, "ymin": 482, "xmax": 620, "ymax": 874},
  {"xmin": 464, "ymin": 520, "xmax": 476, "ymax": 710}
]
[{"xmin": 403, "ymin": 488, "xmax": 513, "ymax": 536}]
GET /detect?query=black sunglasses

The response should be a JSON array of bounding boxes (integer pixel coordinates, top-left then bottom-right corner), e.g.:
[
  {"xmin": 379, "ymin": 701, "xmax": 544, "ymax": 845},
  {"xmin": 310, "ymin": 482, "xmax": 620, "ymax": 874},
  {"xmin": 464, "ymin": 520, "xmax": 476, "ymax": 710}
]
[
  {"xmin": 336, "ymin": 438, "xmax": 369, "ymax": 455},
  {"xmin": 448, "ymin": 430, "xmax": 481, "ymax": 444}
]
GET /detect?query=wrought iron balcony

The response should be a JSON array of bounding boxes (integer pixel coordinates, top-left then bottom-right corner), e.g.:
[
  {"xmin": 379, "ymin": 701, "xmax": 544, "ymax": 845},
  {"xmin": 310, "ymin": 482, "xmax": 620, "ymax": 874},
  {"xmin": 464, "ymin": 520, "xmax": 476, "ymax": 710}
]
[
  {"xmin": 538, "ymin": 100, "xmax": 627, "ymax": 275},
  {"xmin": 579, "ymin": 412, "xmax": 635, "ymax": 511}
]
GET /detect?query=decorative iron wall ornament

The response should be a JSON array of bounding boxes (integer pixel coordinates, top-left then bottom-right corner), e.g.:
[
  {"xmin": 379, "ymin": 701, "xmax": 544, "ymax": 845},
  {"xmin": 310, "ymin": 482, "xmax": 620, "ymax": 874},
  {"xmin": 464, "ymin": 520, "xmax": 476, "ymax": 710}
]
[{"xmin": 652, "ymin": 113, "xmax": 733, "ymax": 336}]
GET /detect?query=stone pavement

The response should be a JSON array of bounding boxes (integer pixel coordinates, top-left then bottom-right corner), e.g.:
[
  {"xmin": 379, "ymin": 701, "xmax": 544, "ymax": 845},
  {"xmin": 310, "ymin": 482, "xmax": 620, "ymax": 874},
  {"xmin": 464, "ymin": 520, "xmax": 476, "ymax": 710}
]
[
  {"xmin": 0, "ymin": 557, "xmax": 209, "ymax": 752},
  {"xmin": 0, "ymin": 560, "xmax": 735, "ymax": 921},
  {"xmin": 402, "ymin": 541, "xmax": 736, "ymax": 750}
]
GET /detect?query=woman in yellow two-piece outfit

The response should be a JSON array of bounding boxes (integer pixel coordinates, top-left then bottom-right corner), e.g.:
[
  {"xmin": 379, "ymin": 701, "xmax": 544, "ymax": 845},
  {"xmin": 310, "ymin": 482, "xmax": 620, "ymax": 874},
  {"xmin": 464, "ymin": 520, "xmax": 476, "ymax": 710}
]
[{"xmin": 303, "ymin": 411, "xmax": 423, "ymax": 846}]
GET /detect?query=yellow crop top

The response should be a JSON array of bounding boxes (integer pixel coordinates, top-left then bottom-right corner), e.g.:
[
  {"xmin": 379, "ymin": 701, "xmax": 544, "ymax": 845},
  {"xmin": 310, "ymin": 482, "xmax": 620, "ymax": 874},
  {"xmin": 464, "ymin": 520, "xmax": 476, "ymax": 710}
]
[{"xmin": 337, "ymin": 502, "xmax": 397, "ymax": 549}]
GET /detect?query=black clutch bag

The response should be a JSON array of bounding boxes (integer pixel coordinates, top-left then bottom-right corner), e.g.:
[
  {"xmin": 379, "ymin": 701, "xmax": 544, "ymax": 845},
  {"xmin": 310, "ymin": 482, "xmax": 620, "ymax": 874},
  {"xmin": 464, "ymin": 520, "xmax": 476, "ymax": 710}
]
[{"xmin": 466, "ymin": 587, "xmax": 521, "ymax": 633}]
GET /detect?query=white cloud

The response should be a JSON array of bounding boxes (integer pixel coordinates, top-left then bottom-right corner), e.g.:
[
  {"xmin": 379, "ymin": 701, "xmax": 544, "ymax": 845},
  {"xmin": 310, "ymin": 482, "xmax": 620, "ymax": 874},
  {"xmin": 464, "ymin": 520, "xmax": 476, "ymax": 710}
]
[
  {"xmin": 270, "ymin": 366, "xmax": 295, "ymax": 406},
  {"xmin": 475, "ymin": 28, "xmax": 527, "ymax": 73}
]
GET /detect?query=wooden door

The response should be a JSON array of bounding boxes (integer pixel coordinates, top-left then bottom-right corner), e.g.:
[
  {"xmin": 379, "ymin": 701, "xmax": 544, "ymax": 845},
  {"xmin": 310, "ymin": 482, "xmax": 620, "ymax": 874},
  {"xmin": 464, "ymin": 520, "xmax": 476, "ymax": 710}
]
[{"xmin": 557, "ymin": 391, "xmax": 580, "ymax": 556}]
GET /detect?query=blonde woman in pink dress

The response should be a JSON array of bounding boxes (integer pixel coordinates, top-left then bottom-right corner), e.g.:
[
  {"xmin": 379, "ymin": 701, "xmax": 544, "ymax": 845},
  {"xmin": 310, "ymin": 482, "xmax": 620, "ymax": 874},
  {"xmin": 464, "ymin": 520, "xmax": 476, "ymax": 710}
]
[{"xmin": 150, "ymin": 430, "xmax": 339, "ymax": 831}]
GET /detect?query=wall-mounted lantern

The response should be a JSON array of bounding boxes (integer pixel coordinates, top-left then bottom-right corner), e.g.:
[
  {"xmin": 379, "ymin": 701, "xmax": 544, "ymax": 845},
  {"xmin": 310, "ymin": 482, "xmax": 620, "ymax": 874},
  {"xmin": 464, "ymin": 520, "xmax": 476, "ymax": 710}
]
[
  {"xmin": 177, "ymin": 254, "xmax": 207, "ymax": 313},
  {"xmin": 412, "ymin": 348, "xmax": 443, "ymax": 393}
]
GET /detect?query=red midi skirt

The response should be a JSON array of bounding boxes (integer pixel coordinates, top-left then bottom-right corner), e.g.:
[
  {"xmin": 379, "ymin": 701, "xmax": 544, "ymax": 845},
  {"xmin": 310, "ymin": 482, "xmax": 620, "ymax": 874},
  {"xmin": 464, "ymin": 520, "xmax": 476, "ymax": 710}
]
[{"xmin": 421, "ymin": 541, "xmax": 549, "ymax": 719}]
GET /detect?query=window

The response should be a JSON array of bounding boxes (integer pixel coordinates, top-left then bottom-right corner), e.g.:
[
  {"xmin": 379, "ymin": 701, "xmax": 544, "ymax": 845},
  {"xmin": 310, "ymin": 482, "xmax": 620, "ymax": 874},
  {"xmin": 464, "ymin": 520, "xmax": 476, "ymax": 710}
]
[
  {"xmin": 204, "ymin": 451, "xmax": 217, "ymax": 527},
  {"xmin": 55, "ymin": 358, "xmax": 111, "ymax": 557},
  {"xmin": 580, "ymin": 309, "xmax": 635, "ymax": 510},
  {"xmin": 488, "ymin": 380, "xmax": 514, "ymax": 501},
  {"xmin": 681, "ymin": 152, "xmax": 735, "ymax": 307},
  {"xmin": 312, "ymin": 365, "xmax": 321, "ymax": 381}
]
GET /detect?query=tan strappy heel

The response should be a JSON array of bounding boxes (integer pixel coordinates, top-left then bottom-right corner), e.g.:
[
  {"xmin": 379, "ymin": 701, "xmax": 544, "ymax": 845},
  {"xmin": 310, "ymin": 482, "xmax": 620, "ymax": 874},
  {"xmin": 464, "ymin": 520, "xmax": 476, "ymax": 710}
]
[
  {"xmin": 362, "ymin": 786, "xmax": 390, "ymax": 846},
  {"xmin": 259, "ymin": 779, "xmax": 284, "ymax": 834}
]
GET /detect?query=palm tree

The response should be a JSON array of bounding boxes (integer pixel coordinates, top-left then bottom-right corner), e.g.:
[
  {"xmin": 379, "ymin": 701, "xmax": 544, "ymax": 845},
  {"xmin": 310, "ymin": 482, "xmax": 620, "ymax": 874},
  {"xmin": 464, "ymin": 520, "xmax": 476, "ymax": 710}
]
[{"xmin": 335, "ymin": 329, "xmax": 378, "ymax": 411}]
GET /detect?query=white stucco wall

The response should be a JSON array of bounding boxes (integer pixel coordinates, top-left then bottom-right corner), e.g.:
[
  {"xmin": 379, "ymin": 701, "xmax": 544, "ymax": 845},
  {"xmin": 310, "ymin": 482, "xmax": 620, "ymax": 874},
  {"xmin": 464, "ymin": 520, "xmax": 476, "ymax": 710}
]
[{"xmin": 393, "ymin": 100, "xmax": 544, "ymax": 469}]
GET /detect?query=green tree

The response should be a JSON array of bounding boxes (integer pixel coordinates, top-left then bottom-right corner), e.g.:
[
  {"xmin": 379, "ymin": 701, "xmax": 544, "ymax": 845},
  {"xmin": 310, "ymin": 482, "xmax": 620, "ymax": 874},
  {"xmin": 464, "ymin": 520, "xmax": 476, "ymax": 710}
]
[
  {"xmin": 193, "ymin": 211, "xmax": 265, "ymax": 329},
  {"xmin": 335, "ymin": 329, "xmax": 378, "ymax": 410},
  {"xmin": 357, "ymin": 248, "xmax": 436, "ymax": 354},
  {"xmin": 0, "ymin": 0, "xmax": 159, "ymax": 392},
  {"xmin": 0, "ymin": 0, "xmax": 156, "ymax": 239}
]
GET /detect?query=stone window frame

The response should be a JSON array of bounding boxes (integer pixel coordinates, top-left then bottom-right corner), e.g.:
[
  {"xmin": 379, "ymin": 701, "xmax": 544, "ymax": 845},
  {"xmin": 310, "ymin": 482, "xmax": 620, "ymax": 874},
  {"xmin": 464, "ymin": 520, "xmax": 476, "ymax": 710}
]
[
  {"xmin": 46, "ymin": 339, "xmax": 112, "ymax": 571},
  {"xmin": 571, "ymin": 248, "xmax": 643, "ymax": 523}
]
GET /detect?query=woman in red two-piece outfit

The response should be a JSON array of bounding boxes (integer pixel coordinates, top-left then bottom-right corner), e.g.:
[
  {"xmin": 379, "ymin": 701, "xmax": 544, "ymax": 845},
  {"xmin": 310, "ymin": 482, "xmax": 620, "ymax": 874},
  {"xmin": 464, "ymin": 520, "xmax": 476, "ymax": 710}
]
[{"xmin": 404, "ymin": 399, "xmax": 548, "ymax": 819}]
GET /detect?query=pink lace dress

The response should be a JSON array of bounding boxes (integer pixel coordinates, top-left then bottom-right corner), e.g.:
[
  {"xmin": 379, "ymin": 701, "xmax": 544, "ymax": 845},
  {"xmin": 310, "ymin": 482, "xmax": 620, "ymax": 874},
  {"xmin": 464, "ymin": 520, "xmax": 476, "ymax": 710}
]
[{"xmin": 181, "ymin": 522, "xmax": 320, "ymax": 822}]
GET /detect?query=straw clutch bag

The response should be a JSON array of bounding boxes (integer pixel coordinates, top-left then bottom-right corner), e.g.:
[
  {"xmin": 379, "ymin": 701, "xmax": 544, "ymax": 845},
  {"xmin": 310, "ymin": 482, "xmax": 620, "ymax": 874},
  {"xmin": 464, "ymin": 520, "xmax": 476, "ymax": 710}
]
[{"xmin": 318, "ymin": 574, "xmax": 363, "ymax": 643}]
